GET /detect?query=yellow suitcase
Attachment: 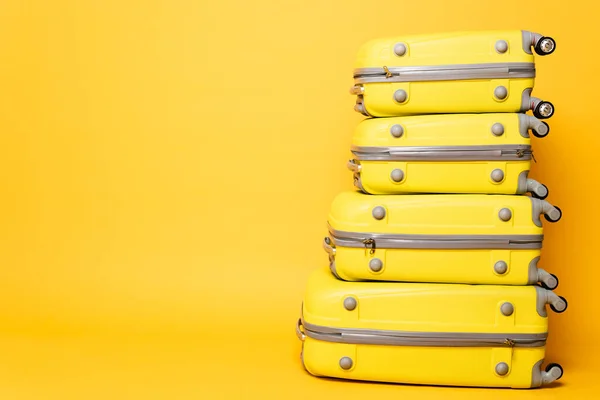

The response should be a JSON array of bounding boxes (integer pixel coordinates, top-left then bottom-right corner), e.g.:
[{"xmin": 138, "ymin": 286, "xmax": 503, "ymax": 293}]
[
  {"xmin": 297, "ymin": 267, "xmax": 567, "ymax": 388},
  {"xmin": 349, "ymin": 113, "xmax": 550, "ymax": 196},
  {"xmin": 325, "ymin": 191, "xmax": 561, "ymax": 287},
  {"xmin": 351, "ymin": 30, "xmax": 555, "ymax": 118}
]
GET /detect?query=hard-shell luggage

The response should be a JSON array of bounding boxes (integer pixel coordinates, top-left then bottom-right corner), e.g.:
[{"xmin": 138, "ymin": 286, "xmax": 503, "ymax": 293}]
[
  {"xmin": 324, "ymin": 191, "xmax": 561, "ymax": 286},
  {"xmin": 351, "ymin": 30, "xmax": 555, "ymax": 118},
  {"xmin": 297, "ymin": 267, "xmax": 567, "ymax": 388},
  {"xmin": 349, "ymin": 113, "xmax": 550, "ymax": 196}
]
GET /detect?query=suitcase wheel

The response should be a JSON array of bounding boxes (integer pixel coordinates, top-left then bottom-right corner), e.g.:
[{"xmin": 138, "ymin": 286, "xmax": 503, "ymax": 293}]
[
  {"xmin": 549, "ymin": 296, "xmax": 568, "ymax": 314},
  {"xmin": 532, "ymin": 121, "xmax": 550, "ymax": 138},
  {"xmin": 531, "ymin": 183, "xmax": 549, "ymax": 200},
  {"xmin": 535, "ymin": 37, "xmax": 556, "ymax": 56},
  {"xmin": 543, "ymin": 206, "xmax": 562, "ymax": 223},
  {"xmin": 545, "ymin": 363, "xmax": 564, "ymax": 380},
  {"xmin": 533, "ymin": 101, "xmax": 555, "ymax": 119},
  {"xmin": 540, "ymin": 273, "xmax": 559, "ymax": 290}
]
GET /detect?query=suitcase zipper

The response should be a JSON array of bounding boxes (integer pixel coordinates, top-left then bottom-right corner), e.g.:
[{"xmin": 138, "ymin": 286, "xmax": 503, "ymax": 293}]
[
  {"xmin": 351, "ymin": 145, "xmax": 533, "ymax": 162},
  {"xmin": 353, "ymin": 62, "xmax": 535, "ymax": 84},
  {"xmin": 328, "ymin": 226, "xmax": 543, "ymax": 250},
  {"xmin": 300, "ymin": 319, "xmax": 547, "ymax": 348}
]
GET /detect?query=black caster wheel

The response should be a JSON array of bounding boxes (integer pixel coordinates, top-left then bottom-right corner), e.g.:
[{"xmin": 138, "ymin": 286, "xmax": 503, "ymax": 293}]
[
  {"xmin": 531, "ymin": 184, "xmax": 549, "ymax": 200},
  {"xmin": 532, "ymin": 121, "xmax": 550, "ymax": 138},
  {"xmin": 544, "ymin": 206, "xmax": 562, "ymax": 223},
  {"xmin": 540, "ymin": 274, "xmax": 559, "ymax": 290},
  {"xmin": 545, "ymin": 363, "xmax": 564, "ymax": 380},
  {"xmin": 550, "ymin": 296, "xmax": 568, "ymax": 314},
  {"xmin": 534, "ymin": 101, "xmax": 555, "ymax": 119},
  {"xmin": 535, "ymin": 37, "xmax": 556, "ymax": 56}
]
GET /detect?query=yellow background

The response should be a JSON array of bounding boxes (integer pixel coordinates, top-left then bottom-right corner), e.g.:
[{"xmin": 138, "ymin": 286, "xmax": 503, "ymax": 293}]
[{"xmin": 1, "ymin": 0, "xmax": 599, "ymax": 398}]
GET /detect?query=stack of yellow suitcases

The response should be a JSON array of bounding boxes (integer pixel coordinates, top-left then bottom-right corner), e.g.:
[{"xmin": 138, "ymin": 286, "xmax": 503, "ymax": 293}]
[{"xmin": 297, "ymin": 30, "xmax": 568, "ymax": 389}]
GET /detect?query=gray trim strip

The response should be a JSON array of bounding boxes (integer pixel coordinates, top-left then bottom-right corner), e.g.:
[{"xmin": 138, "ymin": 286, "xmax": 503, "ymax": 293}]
[
  {"xmin": 353, "ymin": 62, "xmax": 535, "ymax": 84},
  {"xmin": 351, "ymin": 145, "xmax": 532, "ymax": 161},
  {"xmin": 302, "ymin": 320, "xmax": 547, "ymax": 348},
  {"xmin": 329, "ymin": 226, "xmax": 543, "ymax": 250}
]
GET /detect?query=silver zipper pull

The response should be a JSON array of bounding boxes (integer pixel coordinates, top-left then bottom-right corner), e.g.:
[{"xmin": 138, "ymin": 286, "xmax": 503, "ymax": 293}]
[{"xmin": 516, "ymin": 149, "xmax": 525, "ymax": 158}]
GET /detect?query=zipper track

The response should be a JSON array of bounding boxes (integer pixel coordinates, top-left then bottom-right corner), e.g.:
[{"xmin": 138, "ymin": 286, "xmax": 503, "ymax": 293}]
[
  {"xmin": 329, "ymin": 227, "xmax": 543, "ymax": 250},
  {"xmin": 303, "ymin": 320, "xmax": 547, "ymax": 348},
  {"xmin": 351, "ymin": 144, "xmax": 532, "ymax": 162},
  {"xmin": 353, "ymin": 62, "xmax": 535, "ymax": 84}
]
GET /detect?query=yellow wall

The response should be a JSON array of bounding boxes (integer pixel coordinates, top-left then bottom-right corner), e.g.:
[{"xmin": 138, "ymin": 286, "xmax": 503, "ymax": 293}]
[{"xmin": 0, "ymin": 0, "xmax": 599, "ymax": 398}]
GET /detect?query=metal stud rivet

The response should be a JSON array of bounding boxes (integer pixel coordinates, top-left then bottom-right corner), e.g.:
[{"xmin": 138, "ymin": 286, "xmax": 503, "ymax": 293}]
[
  {"xmin": 494, "ymin": 86, "xmax": 508, "ymax": 100},
  {"xmin": 372, "ymin": 206, "xmax": 386, "ymax": 220},
  {"xmin": 394, "ymin": 89, "xmax": 408, "ymax": 103},
  {"xmin": 491, "ymin": 123, "xmax": 505, "ymax": 136},
  {"xmin": 491, "ymin": 169, "xmax": 505, "ymax": 182},
  {"xmin": 390, "ymin": 169, "xmax": 404, "ymax": 182},
  {"xmin": 498, "ymin": 208, "xmax": 512, "ymax": 222},
  {"xmin": 390, "ymin": 124, "xmax": 404, "ymax": 138},
  {"xmin": 369, "ymin": 258, "xmax": 383, "ymax": 272},
  {"xmin": 394, "ymin": 43, "xmax": 407, "ymax": 57},
  {"xmin": 495, "ymin": 362, "xmax": 509, "ymax": 376},
  {"xmin": 343, "ymin": 297, "xmax": 357, "ymax": 311},
  {"xmin": 495, "ymin": 40, "xmax": 508, "ymax": 53},
  {"xmin": 494, "ymin": 261, "xmax": 508, "ymax": 275},
  {"xmin": 500, "ymin": 302, "xmax": 514, "ymax": 316},
  {"xmin": 339, "ymin": 356, "xmax": 353, "ymax": 370}
]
